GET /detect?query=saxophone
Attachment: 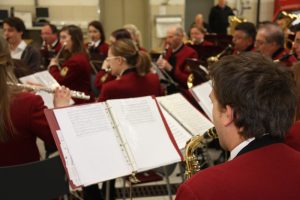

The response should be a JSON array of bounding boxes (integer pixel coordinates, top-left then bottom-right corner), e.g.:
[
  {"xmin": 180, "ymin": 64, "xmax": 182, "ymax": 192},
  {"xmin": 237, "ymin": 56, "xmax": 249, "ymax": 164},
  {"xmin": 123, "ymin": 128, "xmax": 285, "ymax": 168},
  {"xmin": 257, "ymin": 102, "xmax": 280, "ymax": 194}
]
[{"xmin": 184, "ymin": 127, "xmax": 218, "ymax": 179}]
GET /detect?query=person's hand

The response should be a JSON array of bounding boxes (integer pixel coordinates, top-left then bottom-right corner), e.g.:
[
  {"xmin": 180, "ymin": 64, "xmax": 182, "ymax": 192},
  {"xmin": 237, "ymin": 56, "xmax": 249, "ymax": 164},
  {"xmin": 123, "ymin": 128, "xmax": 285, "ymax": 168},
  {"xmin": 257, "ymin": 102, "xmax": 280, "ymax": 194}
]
[
  {"xmin": 156, "ymin": 57, "xmax": 172, "ymax": 71},
  {"xmin": 101, "ymin": 59, "xmax": 110, "ymax": 71},
  {"xmin": 48, "ymin": 58, "xmax": 59, "ymax": 69},
  {"xmin": 53, "ymin": 86, "xmax": 72, "ymax": 108}
]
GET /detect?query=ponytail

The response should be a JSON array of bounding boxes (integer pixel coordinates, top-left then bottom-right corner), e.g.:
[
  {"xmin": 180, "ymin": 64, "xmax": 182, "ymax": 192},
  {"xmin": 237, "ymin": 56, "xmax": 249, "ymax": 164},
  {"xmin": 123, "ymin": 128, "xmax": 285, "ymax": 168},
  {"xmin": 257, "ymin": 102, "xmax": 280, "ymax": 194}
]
[{"xmin": 136, "ymin": 50, "xmax": 151, "ymax": 76}]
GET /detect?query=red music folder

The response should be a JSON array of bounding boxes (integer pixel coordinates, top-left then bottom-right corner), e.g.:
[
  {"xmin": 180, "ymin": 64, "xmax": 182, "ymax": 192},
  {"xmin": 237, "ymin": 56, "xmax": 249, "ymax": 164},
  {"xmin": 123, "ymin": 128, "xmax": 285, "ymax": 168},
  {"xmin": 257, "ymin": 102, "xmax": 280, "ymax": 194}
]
[{"xmin": 44, "ymin": 96, "xmax": 182, "ymax": 188}]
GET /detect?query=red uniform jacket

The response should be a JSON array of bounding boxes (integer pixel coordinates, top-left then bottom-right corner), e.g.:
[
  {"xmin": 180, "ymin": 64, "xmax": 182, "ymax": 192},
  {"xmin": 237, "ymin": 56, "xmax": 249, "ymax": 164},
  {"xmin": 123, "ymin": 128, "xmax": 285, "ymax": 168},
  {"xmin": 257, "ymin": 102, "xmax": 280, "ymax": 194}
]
[
  {"xmin": 165, "ymin": 44, "xmax": 198, "ymax": 89},
  {"xmin": 286, "ymin": 121, "xmax": 300, "ymax": 152},
  {"xmin": 49, "ymin": 52, "xmax": 93, "ymax": 104},
  {"xmin": 40, "ymin": 40, "xmax": 62, "ymax": 67},
  {"xmin": 272, "ymin": 47, "xmax": 297, "ymax": 67},
  {"xmin": 87, "ymin": 41, "xmax": 109, "ymax": 60},
  {"xmin": 176, "ymin": 142, "xmax": 300, "ymax": 200},
  {"xmin": 94, "ymin": 70, "xmax": 116, "ymax": 92},
  {"xmin": 0, "ymin": 93, "xmax": 55, "ymax": 166},
  {"xmin": 98, "ymin": 68, "xmax": 163, "ymax": 101},
  {"xmin": 232, "ymin": 44, "xmax": 255, "ymax": 55}
]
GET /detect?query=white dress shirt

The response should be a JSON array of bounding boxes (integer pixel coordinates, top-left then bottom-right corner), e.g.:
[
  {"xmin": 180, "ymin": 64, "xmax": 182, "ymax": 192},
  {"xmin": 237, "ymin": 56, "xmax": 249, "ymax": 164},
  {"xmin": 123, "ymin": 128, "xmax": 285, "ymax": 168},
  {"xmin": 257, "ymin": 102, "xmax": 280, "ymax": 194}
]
[
  {"xmin": 11, "ymin": 40, "xmax": 27, "ymax": 60},
  {"xmin": 229, "ymin": 137, "xmax": 255, "ymax": 160}
]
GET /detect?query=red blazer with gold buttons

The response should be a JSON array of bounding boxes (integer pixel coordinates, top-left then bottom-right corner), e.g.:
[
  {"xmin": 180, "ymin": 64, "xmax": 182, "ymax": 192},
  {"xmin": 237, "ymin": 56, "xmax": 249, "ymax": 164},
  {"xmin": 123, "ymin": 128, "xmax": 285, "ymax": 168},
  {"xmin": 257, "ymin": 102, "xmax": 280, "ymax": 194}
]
[
  {"xmin": 98, "ymin": 69, "xmax": 164, "ymax": 101},
  {"xmin": 49, "ymin": 52, "xmax": 93, "ymax": 104}
]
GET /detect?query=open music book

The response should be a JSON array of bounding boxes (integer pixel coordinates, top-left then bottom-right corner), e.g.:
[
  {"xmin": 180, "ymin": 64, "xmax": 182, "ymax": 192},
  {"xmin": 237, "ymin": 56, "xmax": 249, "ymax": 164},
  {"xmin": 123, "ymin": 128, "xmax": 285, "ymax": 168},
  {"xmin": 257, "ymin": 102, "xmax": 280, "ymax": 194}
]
[
  {"xmin": 44, "ymin": 96, "xmax": 182, "ymax": 188},
  {"xmin": 157, "ymin": 93, "xmax": 214, "ymax": 149},
  {"xmin": 189, "ymin": 80, "xmax": 213, "ymax": 121},
  {"xmin": 19, "ymin": 70, "xmax": 73, "ymax": 108}
]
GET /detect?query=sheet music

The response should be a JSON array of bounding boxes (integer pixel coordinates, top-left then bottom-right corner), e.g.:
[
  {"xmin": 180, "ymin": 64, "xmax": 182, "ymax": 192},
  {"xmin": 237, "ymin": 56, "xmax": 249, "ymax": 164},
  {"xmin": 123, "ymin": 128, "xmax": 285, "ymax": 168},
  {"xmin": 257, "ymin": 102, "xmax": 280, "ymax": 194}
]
[
  {"xmin": 19, "ymin": 70, "xmax": 73, "ymax": 108},
  {"xmin": 54, "ymin": 103, "xmax": 131, "ymax": 186},
  {"xmin": 157, "ymin": 93, "xmax": 213, "ymax": 136},
  {"xmin": 190, "ymin": 81, "xmax": 213, "ymax": 121},
  {"xmin": 107, "ymin": 96, "xmax": 181, "ymax": 172},
  {"xmin": 159, "ymin": 106, "xmax": 192, "ymax": 149}
]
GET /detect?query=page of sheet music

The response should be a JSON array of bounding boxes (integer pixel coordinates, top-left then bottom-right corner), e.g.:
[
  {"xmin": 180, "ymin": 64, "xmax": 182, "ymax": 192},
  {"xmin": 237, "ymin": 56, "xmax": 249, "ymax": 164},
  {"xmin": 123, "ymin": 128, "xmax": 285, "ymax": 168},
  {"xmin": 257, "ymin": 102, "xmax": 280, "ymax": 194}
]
[
  {"xmin": 107, "ymin": 96, "xmax": 182, "ymax": 172},
  {"xmin": 19, "ymin": 70, "xmax": 73, "ymax": 108},
  {"xmin": 54, "ymin": 103, "xmax": 132, "ymax": 186},
  {"xmin": 191, "ymin": 81, "xmax": 213, "ymax": 121},
  {"xmin": 159, "ymin": 106, "xmax": 192, "ymax": 149},
  {"xmin": 157, "ymin": 93, "xmax": 213, "ymax": 136}
]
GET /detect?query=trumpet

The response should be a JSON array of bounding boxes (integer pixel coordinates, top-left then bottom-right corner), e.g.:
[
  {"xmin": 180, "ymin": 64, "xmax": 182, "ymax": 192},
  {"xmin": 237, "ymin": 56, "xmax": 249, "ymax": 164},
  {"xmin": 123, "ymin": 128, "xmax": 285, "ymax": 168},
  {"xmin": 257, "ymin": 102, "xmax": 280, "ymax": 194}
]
[
  {"xmin": 7, "ymin": 82, "xmax": 90, "ymax": 100},
  {"xmin": 207, "ymin": 44, "xmax": 233, "ymax": 66}
]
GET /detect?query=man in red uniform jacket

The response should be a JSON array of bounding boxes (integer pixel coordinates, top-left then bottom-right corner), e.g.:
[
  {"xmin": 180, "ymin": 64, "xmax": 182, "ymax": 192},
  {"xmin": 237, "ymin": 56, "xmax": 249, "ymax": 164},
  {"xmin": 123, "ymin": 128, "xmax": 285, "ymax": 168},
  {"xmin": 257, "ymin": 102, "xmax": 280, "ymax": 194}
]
[
  {"xmin": 40, "ymin": 23, "xmax": 62, "ymax": 67},
  {"xmin": 292, "ymin": 24, "xmax": 300, "ymax": 60},
  {"xmin": 255, "ymin": 23, "xmax": 297, "ymax": 67},
  {"xmin": 157, "ymin": 25, "xmax": 198, "ymax": 92},
  {"xmin": 232, "ymin": 22, "xmax": 256, "ymax": 54},
  {"xmin": 175, "ymin": 52, "xmax": 300, "ymax": 200}
]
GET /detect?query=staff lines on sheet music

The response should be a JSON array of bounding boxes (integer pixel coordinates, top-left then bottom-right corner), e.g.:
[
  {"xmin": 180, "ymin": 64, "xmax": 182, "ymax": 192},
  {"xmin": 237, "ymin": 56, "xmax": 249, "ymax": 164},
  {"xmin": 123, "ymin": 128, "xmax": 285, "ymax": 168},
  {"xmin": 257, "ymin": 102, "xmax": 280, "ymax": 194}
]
[
  {"xmin": 120, "ymin": 100, "xmax": 156, "ymax": 125},
  {"xmin": 105, "ymin": 103, "xmax": 138, "ymax": 172},
  {"xmin": 67, "ymin": 107, "xmax": 111, "ymax": 137},
  {"xmin": 159, "ymin": 104, "xmax": 193, "ymax": 137}
]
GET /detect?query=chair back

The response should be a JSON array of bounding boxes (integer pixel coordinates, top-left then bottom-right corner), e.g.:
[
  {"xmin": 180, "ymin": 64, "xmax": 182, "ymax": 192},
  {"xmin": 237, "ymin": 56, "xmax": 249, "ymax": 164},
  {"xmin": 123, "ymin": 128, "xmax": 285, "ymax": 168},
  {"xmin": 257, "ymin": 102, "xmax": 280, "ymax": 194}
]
[{"xmin": 0, "ymin": 156, "xmax": 69, "ymax": 200}]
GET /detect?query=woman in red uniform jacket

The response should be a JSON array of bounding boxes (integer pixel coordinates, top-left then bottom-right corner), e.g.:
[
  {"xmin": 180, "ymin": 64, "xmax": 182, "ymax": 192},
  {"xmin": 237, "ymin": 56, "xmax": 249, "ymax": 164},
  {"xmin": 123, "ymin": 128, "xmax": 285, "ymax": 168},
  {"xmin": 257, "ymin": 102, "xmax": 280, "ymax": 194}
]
[
  {"xmin": 285, "ymin": 62, "xmax": 300, "ymax": 151},
  {"xmin": 0, "ymin": 36, "xmax": 71, "ymax": 166},
  {"xmin": 85, "ymin": 39, "xmax": 163, "ymax": 200},
  {"xmin": 94, "ymin": 28, "xmax": 132, "ymax": 94},
  {"xmin": 87, "ymin": 20, "xmax": 109, "ymax": 60},
  {"xmin": 49, "ymin": 25, "xmax": 93, "ymax": 104},
  {"xmin": 99, "ymin": 39, "xmax": 163, "ymax": 101}
]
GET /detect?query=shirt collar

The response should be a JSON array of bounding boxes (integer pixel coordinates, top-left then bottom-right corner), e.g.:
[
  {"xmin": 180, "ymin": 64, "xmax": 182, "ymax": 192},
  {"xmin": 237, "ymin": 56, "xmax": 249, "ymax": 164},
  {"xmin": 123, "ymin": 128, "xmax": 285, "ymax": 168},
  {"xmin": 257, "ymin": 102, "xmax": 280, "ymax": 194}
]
[
  {"xmin": 17, "ymin": 40, "xmax": 27, "ymax": 51},
  {"xmin": 90, "ymin": 40, "xmax": 101, "ymax": 48},
  {"xmin": 229, "ymin": 137, "xmax": 255, "ymax": 160}
]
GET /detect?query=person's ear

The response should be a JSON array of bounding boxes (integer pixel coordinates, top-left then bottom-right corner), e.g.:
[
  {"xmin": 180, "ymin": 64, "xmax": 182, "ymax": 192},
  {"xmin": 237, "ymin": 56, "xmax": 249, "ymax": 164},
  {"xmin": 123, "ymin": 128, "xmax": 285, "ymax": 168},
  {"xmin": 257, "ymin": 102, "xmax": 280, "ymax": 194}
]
[{"xmin": 222, "ymin": 105, "xmax": 234, "ymax": 126}]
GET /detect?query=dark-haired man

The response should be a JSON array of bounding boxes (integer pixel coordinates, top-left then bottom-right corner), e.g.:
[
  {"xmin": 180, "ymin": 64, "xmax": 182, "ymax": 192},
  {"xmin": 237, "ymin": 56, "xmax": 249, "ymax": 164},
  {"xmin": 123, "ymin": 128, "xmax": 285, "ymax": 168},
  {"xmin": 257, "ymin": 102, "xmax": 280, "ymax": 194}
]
[
  {"xmin": 41, "ymin": 23, "xmax": 62, "ymax": 67},
  {"xmin": 3, "ymin": 17, "xmax": 41, "ymax": 75},
  {"xmin": 232, "ymin": 22, "xmax": 256, "ymax": 54},
  {"xmin": 176, "ymin": 52, "xmax": 300, "ymax": 200}
]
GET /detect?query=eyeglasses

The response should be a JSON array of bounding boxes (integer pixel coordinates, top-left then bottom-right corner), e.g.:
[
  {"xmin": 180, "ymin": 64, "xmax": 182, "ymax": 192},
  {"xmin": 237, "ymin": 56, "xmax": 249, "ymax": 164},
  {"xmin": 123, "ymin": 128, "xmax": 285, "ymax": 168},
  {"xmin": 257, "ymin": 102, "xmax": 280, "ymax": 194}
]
[
  {"xmin": 255, "ymin": 40, "xmax": 267, "ymax": 46},
  {"xmin": 106, "ymin": 56, "xmax": 119, "ymax": 62},
  {"xmin": 106, "ymin": 56, "xmax": 125, "ymax": 62}
]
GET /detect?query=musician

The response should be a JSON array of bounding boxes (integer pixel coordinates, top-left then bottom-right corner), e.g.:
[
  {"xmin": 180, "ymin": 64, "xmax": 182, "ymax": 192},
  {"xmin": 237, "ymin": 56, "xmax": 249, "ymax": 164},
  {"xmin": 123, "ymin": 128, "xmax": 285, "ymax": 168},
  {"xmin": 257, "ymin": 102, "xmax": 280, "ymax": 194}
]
[
  {"xmin": 232, "ymin": 22, "xmax": 256, "ymax": 54},
  {"xmin": 0, "ymin": 36, "xmax": 71, "ymax": 166},
  {"xmin": 87, "ymin": 20, "xmax": 109, "ymax": 61},
  {"xmin": 48, "ymin": 25, "xmax": 93, "ymax": 104},
  {"xmin": 124, "ymin": 24, "xmax": 147, "ymax": 51},
  {"xmin": 156, "ymin": 25, "xmax": 198, "ymax": 91},
  {"xmin": 99, "ymin": 39, "xmax": 163, "ymax": 101},
  {"xmin": 255, "ymin": 23, "xmax": 297, "ymax": 67},
  {"xmin": 176, "ymin": 52, "xmax": 300, "ymax": 200},
  {"xmin": 292, "ymin": 23, "xmax": 300, "ymax": 60},
  {"xmin": 188, "ymin": 25, "xmax": 213, "ymax": 46},
  {"xmin": 94, "ymin": 28, "xmax": 132, "ymax": 93},
  {"xmin": 3, "ymin": 17, "xmax": 42, "ymax": 75},
  {"xmin": 40, "ymin": 23, "xmax": 62, "ymax": 67},
  {"xmin": 285, "ymin": 62, "xmax": 300, "ymax": 152},
  {"xmin": 193, "ymin": 14, "xmax": 209, "ymax": 33},
  {"xmin": 86, "ymin": 39, "xmax": 163, "ymax": 200}
]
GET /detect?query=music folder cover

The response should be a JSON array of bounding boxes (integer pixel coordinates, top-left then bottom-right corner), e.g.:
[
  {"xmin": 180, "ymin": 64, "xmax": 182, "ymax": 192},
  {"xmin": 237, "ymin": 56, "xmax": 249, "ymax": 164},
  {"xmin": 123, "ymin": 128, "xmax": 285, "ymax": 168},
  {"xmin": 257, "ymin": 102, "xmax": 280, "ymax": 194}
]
[{"xmin": 44, "ymin": 96, "xmax": 182, "ymax": 188}]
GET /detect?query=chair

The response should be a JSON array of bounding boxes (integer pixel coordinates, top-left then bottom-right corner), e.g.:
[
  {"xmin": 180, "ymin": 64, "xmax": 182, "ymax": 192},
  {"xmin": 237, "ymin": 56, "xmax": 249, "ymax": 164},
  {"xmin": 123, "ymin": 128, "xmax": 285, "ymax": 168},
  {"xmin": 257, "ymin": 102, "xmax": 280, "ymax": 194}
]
[{"xmin": 0, "ymin": 156, "xmax": 69, "ymax": 200}]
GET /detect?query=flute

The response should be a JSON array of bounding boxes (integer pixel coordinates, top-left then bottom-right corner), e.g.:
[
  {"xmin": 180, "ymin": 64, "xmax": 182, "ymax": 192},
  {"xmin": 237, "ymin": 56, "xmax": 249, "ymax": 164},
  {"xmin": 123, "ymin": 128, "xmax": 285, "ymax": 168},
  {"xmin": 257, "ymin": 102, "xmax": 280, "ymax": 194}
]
[
  {"xmin": 54, "ymin": 42, "xmax": 66, "ymax": 70},
  {"xmin": 7, "ymin": 82, "xmax": 90, "ymax": 100}
]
